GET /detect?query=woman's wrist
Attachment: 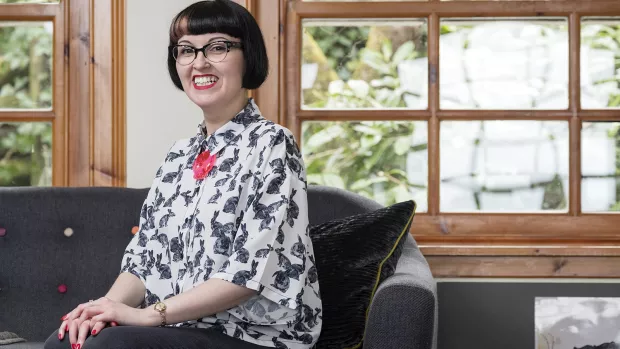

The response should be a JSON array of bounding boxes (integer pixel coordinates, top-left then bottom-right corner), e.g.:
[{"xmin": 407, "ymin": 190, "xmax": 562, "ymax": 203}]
[{"xmin": 141, "ymin": 306, "xmax": 163, "ymax": 327}]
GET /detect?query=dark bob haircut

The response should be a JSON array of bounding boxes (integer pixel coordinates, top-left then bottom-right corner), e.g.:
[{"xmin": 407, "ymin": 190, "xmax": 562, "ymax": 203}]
[{"xmin": 167, "ymin": 0, "xmax": 269, "ymax": 90}]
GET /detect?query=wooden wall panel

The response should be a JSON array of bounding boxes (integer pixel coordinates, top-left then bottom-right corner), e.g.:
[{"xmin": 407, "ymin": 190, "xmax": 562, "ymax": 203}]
[
  {"xmin": 252, "ymin": 0, "xmax": 281, "ymax": 124},
  {"xmin": 91, "ymin": 0, "xmax": 126, "ymax": 187},
  {"xmin": 66, "ymin": 0, "xmax": 91, "ymax": 186}
]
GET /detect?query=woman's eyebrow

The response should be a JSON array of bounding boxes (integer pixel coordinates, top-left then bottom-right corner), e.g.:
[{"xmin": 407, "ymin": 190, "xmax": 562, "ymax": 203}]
[
  {"xmin": 177, "ymin": 37, "xmax": 230, "ymax": 46},
  {"xmin": 207, "ymin": 37, "xmax": 228, "ymax": 43}
]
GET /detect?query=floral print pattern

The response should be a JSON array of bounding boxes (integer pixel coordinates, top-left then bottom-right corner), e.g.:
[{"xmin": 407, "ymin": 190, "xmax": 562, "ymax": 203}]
[{"xmin": 121, "ymin": 99, "xmax": 322, "ymax": 348}]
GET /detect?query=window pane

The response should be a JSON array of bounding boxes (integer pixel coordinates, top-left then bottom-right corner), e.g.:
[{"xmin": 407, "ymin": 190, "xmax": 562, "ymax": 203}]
[
  {"xmin": 581, "ymin": 18, "xmax": 620, "ymax": 109},
  {"xmin": 0, "ymin": 21, "xmax": 53, "ymax": 109},
  {"xmin": 301, "ymin": 120, "xmax": 428, "ymax": 210},
  {"xmin": 304, "ymin": 0, "xmax": 423, "ymax": 1},
  {"xmin": 440, "ymin": 18, "xmax": 569, "ymax": 110},
  {"xmin": 302, "ymin": 19, "xmax": 428, "ymax": 109},
  {"xmin": 0, "ymin": 122, "xmax": 52, "ymax": 186},
  {"xmin": 441, "ymin": 0, "xmax": 571, "ymax": 1},
  {"xmin": 440, "ymin": 121, "xmax": 569, "ymax": 212},
  {"xmin": 581, "ymin": 122, "xmax": 620, "ymax": 212},
  {"xmin": 0, "ymin": 0, "xmax": 59, "ymax": 3}
]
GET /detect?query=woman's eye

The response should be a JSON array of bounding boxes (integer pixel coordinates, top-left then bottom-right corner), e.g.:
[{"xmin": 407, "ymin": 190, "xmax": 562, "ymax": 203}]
[
  {"xmin": 180, "ymin": 47, "xmax": 194, "ymax": 55},
  {"xmin": 209, "ymin": 44, "xmax": 226, "ymax": 52}
]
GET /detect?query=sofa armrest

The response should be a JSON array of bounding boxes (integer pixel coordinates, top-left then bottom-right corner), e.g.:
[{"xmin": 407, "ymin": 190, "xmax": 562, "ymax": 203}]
[{"xmin": 363, "ymin": 235, "xmax": 437, "ymax": 349}]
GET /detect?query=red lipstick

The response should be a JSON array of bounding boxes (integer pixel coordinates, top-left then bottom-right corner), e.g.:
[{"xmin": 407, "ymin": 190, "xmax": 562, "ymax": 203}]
[{"xmin": 192, "ymin": 74, "xmax": 218, "ymax": 90}]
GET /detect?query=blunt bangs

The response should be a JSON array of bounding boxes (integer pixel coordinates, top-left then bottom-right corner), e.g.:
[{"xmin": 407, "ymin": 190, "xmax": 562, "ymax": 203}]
[
  {"xmin": 169, "ymin": 0, "xmax": 243, "ymax": 44},
  {"xmin": 167, "ymin": 0, "xmax": 269, "ymax": 91}
]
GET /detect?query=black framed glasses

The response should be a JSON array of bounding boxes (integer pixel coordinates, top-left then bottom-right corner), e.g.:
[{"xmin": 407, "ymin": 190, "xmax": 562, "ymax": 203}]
[{"xmin": 170, "ymin": 40, "xmax": 242, "ymax": 65}]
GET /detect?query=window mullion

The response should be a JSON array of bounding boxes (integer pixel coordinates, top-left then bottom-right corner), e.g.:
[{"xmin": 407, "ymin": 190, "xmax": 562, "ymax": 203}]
[
  {"xmin": 569, "ymin": 12, "xmax": 581, "ymax": 215},
  {"xmin": 429, "ymin": 12, "xmax": 440, "ymax": 216}
]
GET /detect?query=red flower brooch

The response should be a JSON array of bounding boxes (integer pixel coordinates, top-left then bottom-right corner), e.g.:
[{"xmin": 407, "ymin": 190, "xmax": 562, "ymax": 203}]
[{"xmin": 192, "ymin": 150, "xmax": 217, "ymax": 180}]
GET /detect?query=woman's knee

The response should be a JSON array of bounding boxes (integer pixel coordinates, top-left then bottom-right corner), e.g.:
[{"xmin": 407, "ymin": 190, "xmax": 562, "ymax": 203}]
[
  {"xmin": 43, "ymin": 331, "xmax": 70, "ymax": 349},
  {"xmin": 83, "ymin": 327, "xmax": 130, "ymax": 349}
]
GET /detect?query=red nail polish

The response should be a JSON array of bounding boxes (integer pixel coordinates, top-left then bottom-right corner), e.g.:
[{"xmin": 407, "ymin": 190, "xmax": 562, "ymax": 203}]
[
  {"xmin": 58, "ymin": 333, "xmax": 62, "ymax": 340},
  {"xmin": 76, "ymin": 344, "xmax": 81, "ymax": 349},
  {"xmin": 91, "ymin": 329, "xmax": 97, "ymax": 335},
  {"xmin": 111, "ymin": 321, "xmax": 118, "ymax": 326},
  {"xmin": 61, "ymin": 315, "xmax": 68, "ymax": 321},
  {"xmin": 71, "ymin": 345, "xmax": 76, "ymax": 349},
  {"xmin": 65, "ymin": 325, "xmax": 68, "ymax": 332}
]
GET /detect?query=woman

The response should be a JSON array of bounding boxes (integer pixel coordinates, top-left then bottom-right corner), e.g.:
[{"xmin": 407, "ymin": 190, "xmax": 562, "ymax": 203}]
[{"xmin": 43, "ymin": 1, "xmax": 322, "ymax": 348}]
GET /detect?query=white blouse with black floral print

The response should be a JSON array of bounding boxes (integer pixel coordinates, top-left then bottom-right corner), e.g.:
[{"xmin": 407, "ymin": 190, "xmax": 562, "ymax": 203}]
[{"xmin": 121, "ymin": 98, "xmax": 322, "ymax": 349}]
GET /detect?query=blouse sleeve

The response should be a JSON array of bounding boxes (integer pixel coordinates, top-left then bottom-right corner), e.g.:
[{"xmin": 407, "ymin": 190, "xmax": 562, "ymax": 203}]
[
  {"xmin": 210, "ymin": 131, "xmax": 312, "ymax": 310},
  {"xmin": 119, "ymin": 142, "xmax": 176, "ymax": 285}
]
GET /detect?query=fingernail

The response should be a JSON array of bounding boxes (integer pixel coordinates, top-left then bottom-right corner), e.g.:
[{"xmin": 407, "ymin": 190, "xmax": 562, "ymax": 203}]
[
  {"xmin": 58, "ymin": 333, "xmax": 62, "ymax": 340},
  {"xmin": 76, "ymin": 345, "xmax": 81, "ymax": 349},
  {"xmin": 91, "ymin": 329, "xmax": 97, "ymax": 335},
  {"xmin": 71, "ymin": 345, "xmax": 76, "ymax": 349},
  {"xmin": 65, "ymin": 325, "xmax": 68, "ymax": 332},
  {"xmin": 61, "ymin": 315, "xmax": 68, "ymax": 321},
  {"xmin": 111, "ymin": 321, "xmax": 118, "ymax": 326}
]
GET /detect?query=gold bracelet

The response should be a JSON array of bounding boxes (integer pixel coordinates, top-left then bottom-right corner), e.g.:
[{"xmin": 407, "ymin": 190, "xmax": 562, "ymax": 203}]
[{"xmin": 153, "ymin": 302, "xmax": 167, "ymax": 326}]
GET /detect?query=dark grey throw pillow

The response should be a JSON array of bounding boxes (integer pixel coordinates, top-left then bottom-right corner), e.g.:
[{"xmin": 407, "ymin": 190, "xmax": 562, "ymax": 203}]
[{"xmin": 309, "ymin": 200, "xmax": 417, "ymax": 349}]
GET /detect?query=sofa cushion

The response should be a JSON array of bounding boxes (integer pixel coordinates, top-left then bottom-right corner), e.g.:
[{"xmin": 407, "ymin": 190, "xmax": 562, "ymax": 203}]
[
  {"xmin": 0, "ymin": 187, "xmax": 149, "ymax": 342},
  {"xmin": 0, "ymin": 332, "xmax": 26, "ymax": 345},
  {"xmin": 309, "ymin": 200, "xmax": 416, "ymax": 349},
  {"xmin": 2, "ymin": 343, "xmax": 44, "ymax": 349}
]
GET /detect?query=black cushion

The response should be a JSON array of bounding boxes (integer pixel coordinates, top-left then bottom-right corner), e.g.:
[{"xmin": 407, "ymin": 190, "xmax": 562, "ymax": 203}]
[{"xmin": 310, "ymin": 200, "xmax": 417, "ymax": 349}]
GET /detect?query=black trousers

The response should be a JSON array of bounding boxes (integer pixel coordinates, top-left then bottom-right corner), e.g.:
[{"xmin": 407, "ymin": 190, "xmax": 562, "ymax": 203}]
[{"xmin": 43, "ymin": 326, "xmax": 270, "ymax": 349}]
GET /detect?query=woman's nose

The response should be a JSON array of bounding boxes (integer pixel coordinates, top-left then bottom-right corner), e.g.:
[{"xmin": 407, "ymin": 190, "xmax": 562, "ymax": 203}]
[{"xmin": 193, "ymin": 52, "xmax": 211, "ymax": 69}]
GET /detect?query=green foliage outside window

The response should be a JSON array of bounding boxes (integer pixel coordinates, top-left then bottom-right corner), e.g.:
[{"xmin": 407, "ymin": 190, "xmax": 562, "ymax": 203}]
[
  {"xmin": 0, "ymin": 18, "xmax": 53, "ymax": 186},
  {"xmin": 302, "ymin": 25, "xmax": 428, "ymax": 206}
]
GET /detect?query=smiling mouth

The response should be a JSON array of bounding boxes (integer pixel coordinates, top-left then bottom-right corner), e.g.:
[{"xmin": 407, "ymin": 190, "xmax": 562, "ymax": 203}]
[{"xmin": 193, "ymin": 75, "xmax": 218, "ymax": 90}]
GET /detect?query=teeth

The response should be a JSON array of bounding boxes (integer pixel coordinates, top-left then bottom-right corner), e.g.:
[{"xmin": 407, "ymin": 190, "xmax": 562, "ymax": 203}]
[{"xmin": 194, "ymin": 76, "xmax": 218, "ymax": 86}]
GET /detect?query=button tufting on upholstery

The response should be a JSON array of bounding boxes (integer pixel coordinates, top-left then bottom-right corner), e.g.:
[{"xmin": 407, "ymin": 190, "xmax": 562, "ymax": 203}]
[
  {"xmin": 63, "ymin": 227, "xmax": 74, "ymax": 237},
  {"xmin": 131, "ymin": 226, "xmax": 139, "ymax": 235},
  {"xmin": 58, "ymin": 284, "xmax": 67, "ymax": 294},
  {"xmin": 0, "ymin": 227, "xmax": 6, "ymax": 237}
]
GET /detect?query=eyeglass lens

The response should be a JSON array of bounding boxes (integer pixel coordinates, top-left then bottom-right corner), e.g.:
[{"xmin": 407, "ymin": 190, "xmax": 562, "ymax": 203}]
[{"xmin": 174, "ymin": 42, "xmax": 230, "ymax": 65}]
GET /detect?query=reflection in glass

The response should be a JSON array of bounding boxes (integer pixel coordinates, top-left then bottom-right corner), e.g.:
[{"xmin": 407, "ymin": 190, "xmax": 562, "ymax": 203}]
[
  {"xmin": 0, "ymin": 122, "xmax": 52, "ymax": 186},
  {"xmin": 581, "ymin": 122, "xmax": 620, "ymax": 212},
  {"xmin": 440, "ymin": 18, "xmax": 569, "ymax": 110},
  {"xmin": 0, "ymin": 21, "xmax": 53, "ymax": 109},
  {"xmin": 302, "ymin": 19, "xmax": 428, "ymax": 109},
  {"xmin": 440, "ymin": 121, "xmax": 569, "ymax": 212},
  {"xmin": 581, "ymin": 18, "xmax": 620, "ymax": 109},
  {"xmin": 301, "ymin": 121, "xmax": 428, "ymax": 210}
]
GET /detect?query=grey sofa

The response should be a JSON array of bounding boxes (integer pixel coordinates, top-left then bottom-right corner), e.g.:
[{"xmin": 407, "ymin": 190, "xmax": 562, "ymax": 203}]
[{"xmin": 0, "ymin": 185, "xmax": 437, "ymax": 349}]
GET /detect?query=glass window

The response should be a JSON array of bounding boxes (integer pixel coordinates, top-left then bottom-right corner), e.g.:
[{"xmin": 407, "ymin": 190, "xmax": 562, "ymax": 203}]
[
  {"xmin": 302, "ymin": 19, "xmax": 428, "ymax": 109},
  {"xmin": 301, "ymin": 120, "xmax": 428, "ymax": 210},
  {"xmin": 440, "ymin": 120, "xmax": 569, "ymax": 212},
  {"xmin": 581, "ymin": 18, "xmax": 620, "ymax": 109},
  {"xmin": 581, "ymin": 122, "xmax": 620, "ymax": 212},
  {"xmin": 0, "ymin": 0, "xmax": 59, "ymax": 3},
  {"xmin": 304, "ymin": 0, "xmax": 423, "ymax": 2},
  {"xmin": 0, "ymin": 122, "xmax": 52, "ymax": 186},
  {"xmin": 440, "ymin": 18, "xmax": 569, "ymax": 110},
  {"xmin": 0, "ymin": 21, "xmax": 53, "ymax": 109}
]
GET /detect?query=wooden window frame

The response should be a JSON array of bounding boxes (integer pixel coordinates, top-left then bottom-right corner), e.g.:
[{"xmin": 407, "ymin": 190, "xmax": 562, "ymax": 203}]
[
  {"xmin": 0, "ymin": 0, "xmax": 126, "ymax": 187},
  {"xmin": 274, "ymin": 0, "xmax": 620, "ymax": 278}
]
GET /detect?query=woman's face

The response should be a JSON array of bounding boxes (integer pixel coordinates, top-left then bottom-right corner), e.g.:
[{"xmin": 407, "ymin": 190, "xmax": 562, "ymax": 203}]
[{"xmin": 175, "ymin": 32, "xmax": 245, "ymax": 111}]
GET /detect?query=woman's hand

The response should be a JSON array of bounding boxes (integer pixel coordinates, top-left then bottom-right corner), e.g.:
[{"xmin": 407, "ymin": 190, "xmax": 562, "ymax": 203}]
[
  {"xmin": 82, "ymin": 296, "xmax": 156, "ymax": 328},
  {"xmin": 58, "ymin": 298, "xmax": 117, "ymax": 348}
]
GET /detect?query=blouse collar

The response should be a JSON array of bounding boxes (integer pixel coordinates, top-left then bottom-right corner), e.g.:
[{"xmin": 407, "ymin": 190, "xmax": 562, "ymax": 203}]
[{"xmin": 196, "ymin": 98, "xmax": 263, "ymax": 156}]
